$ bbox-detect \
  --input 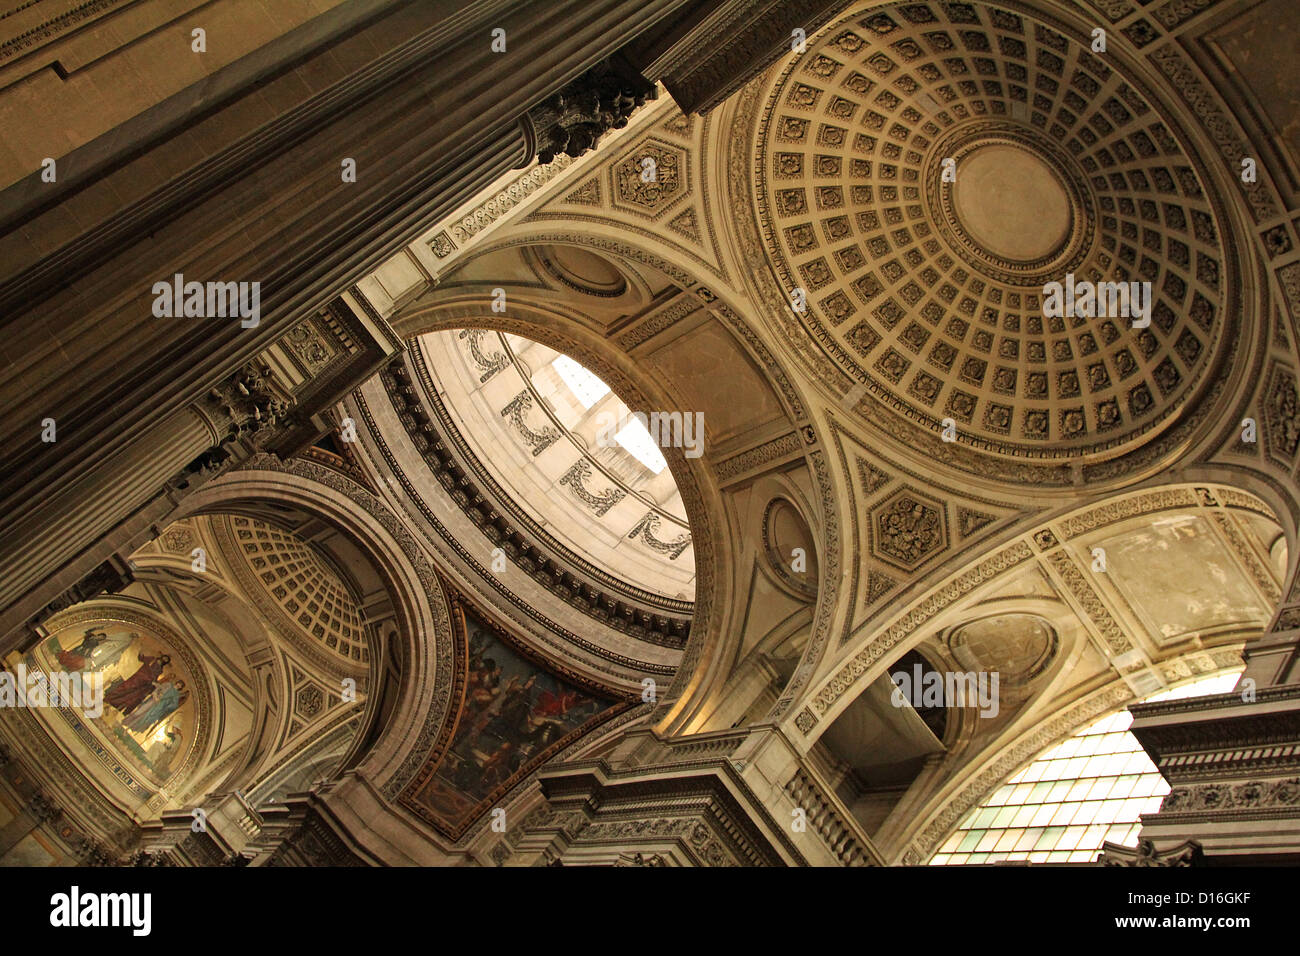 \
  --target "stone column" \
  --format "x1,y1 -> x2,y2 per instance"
0,0 -> 682,648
